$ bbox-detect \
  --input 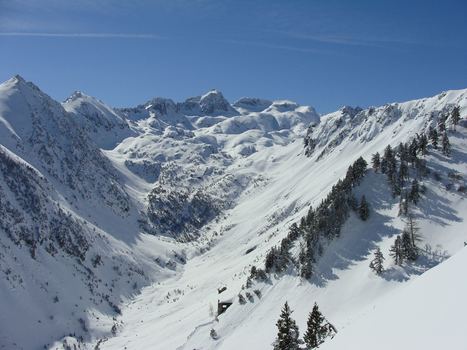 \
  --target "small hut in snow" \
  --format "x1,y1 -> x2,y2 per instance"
217,285 -> 233,315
